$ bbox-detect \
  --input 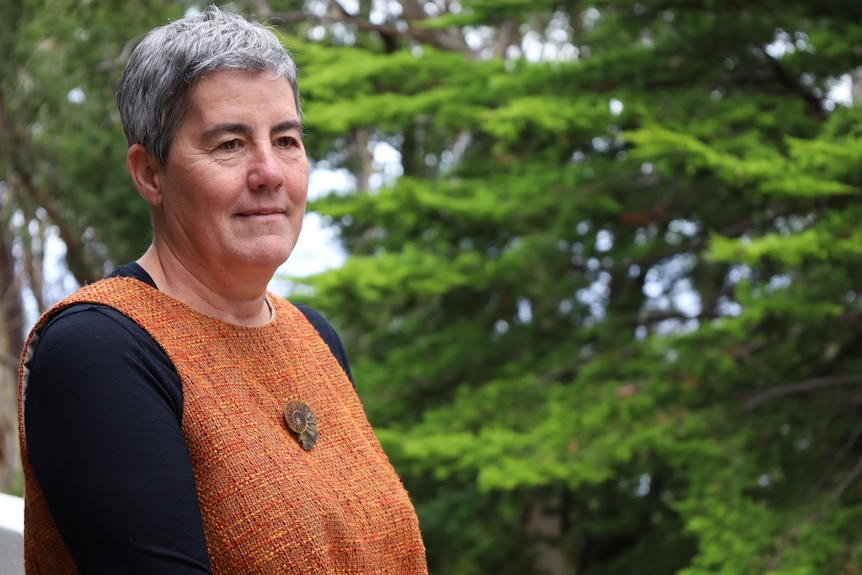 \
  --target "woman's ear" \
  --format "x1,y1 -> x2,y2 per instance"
127,144 -> 164,207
